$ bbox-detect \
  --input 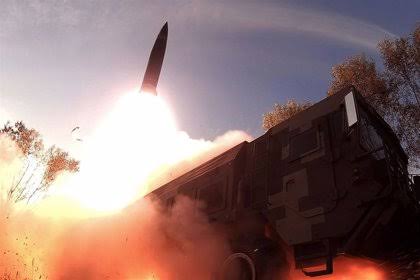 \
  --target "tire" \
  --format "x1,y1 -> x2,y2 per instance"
219,249 -> 288,280
220,252 -> 256,280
